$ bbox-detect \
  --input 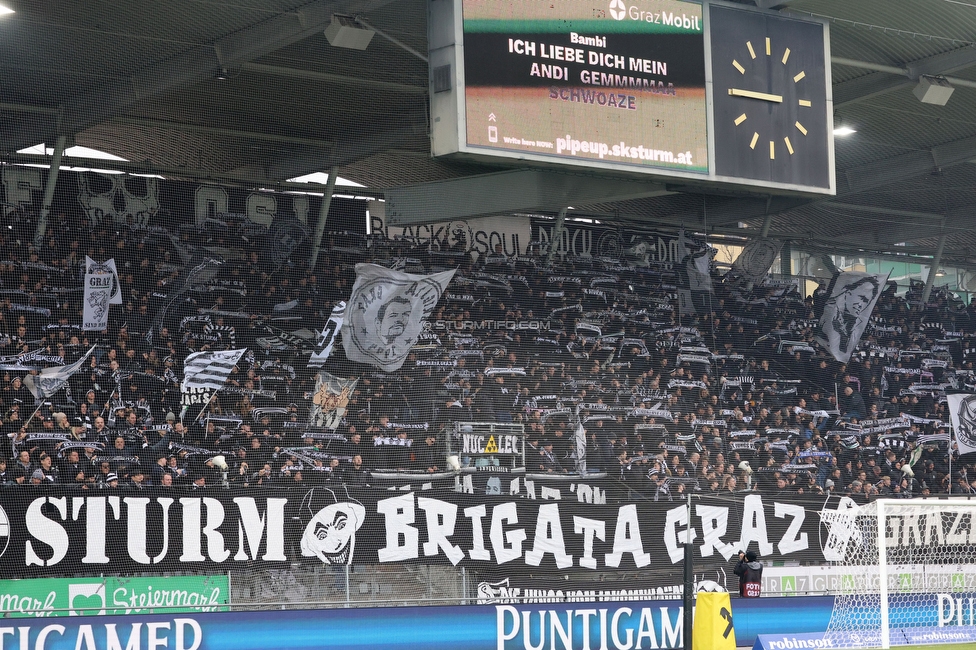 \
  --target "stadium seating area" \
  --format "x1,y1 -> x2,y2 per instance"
1,208 -> 974,502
